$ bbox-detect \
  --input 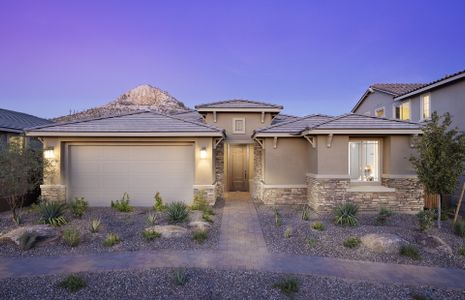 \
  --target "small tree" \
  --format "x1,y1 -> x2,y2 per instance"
0,142 -> 46,224
410,112 -> 465,228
